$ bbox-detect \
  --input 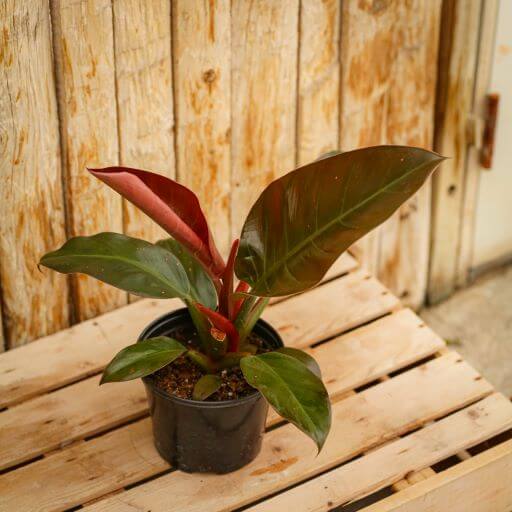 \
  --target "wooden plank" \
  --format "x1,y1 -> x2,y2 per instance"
0,0 -> 69,347
377,0 -> 442,309
0,298 -> 182,409
51,0 -> 126,321
0,374 -> 147,471
231,0 -> 299,236
0,269 -> 383,408
297,0 -> 340,165
457,0 -> 499,287
81,352 -> 491,512
263,269 -> 400,348
428,0 -> 482,303
363,439 -> 512,512
112,0 -> 175,241
246,394 -> 512,512
172,0 -> 231,254
0,309 -> 445,506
